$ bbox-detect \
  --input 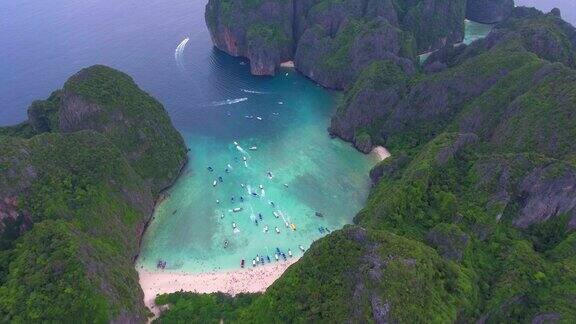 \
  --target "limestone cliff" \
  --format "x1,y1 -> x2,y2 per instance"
0,66 -> 187,322
206,0 -> 467,89
205,0 -> 294,75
